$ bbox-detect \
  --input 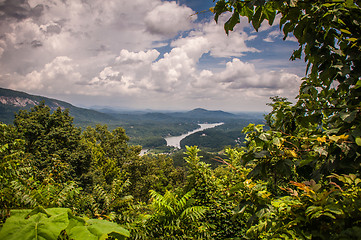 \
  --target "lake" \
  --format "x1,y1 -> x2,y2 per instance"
165,122 -> 224,148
